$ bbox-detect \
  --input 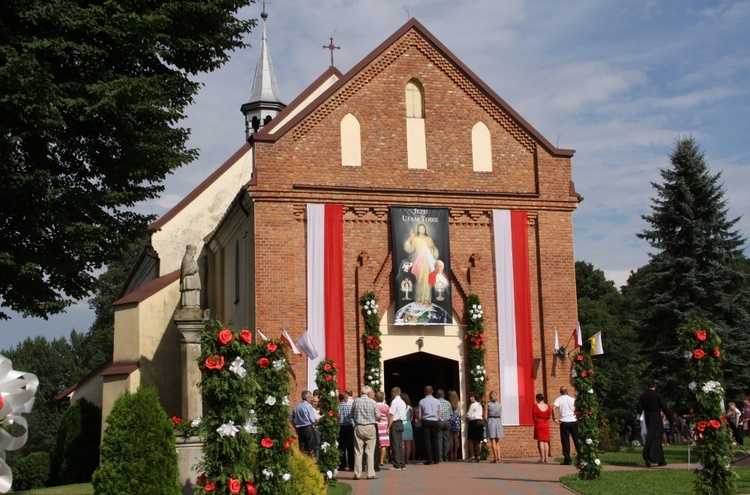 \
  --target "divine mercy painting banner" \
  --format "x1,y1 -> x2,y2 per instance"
391,207 -> 452,325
